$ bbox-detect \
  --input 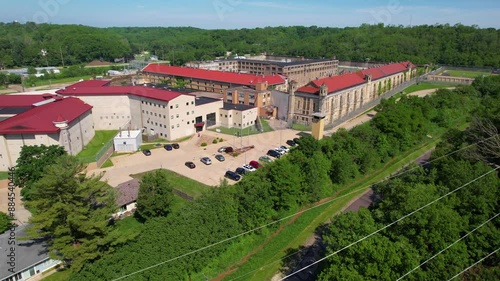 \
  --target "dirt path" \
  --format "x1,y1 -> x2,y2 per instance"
408,87 -> 456,97
0,179 -> 31,225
